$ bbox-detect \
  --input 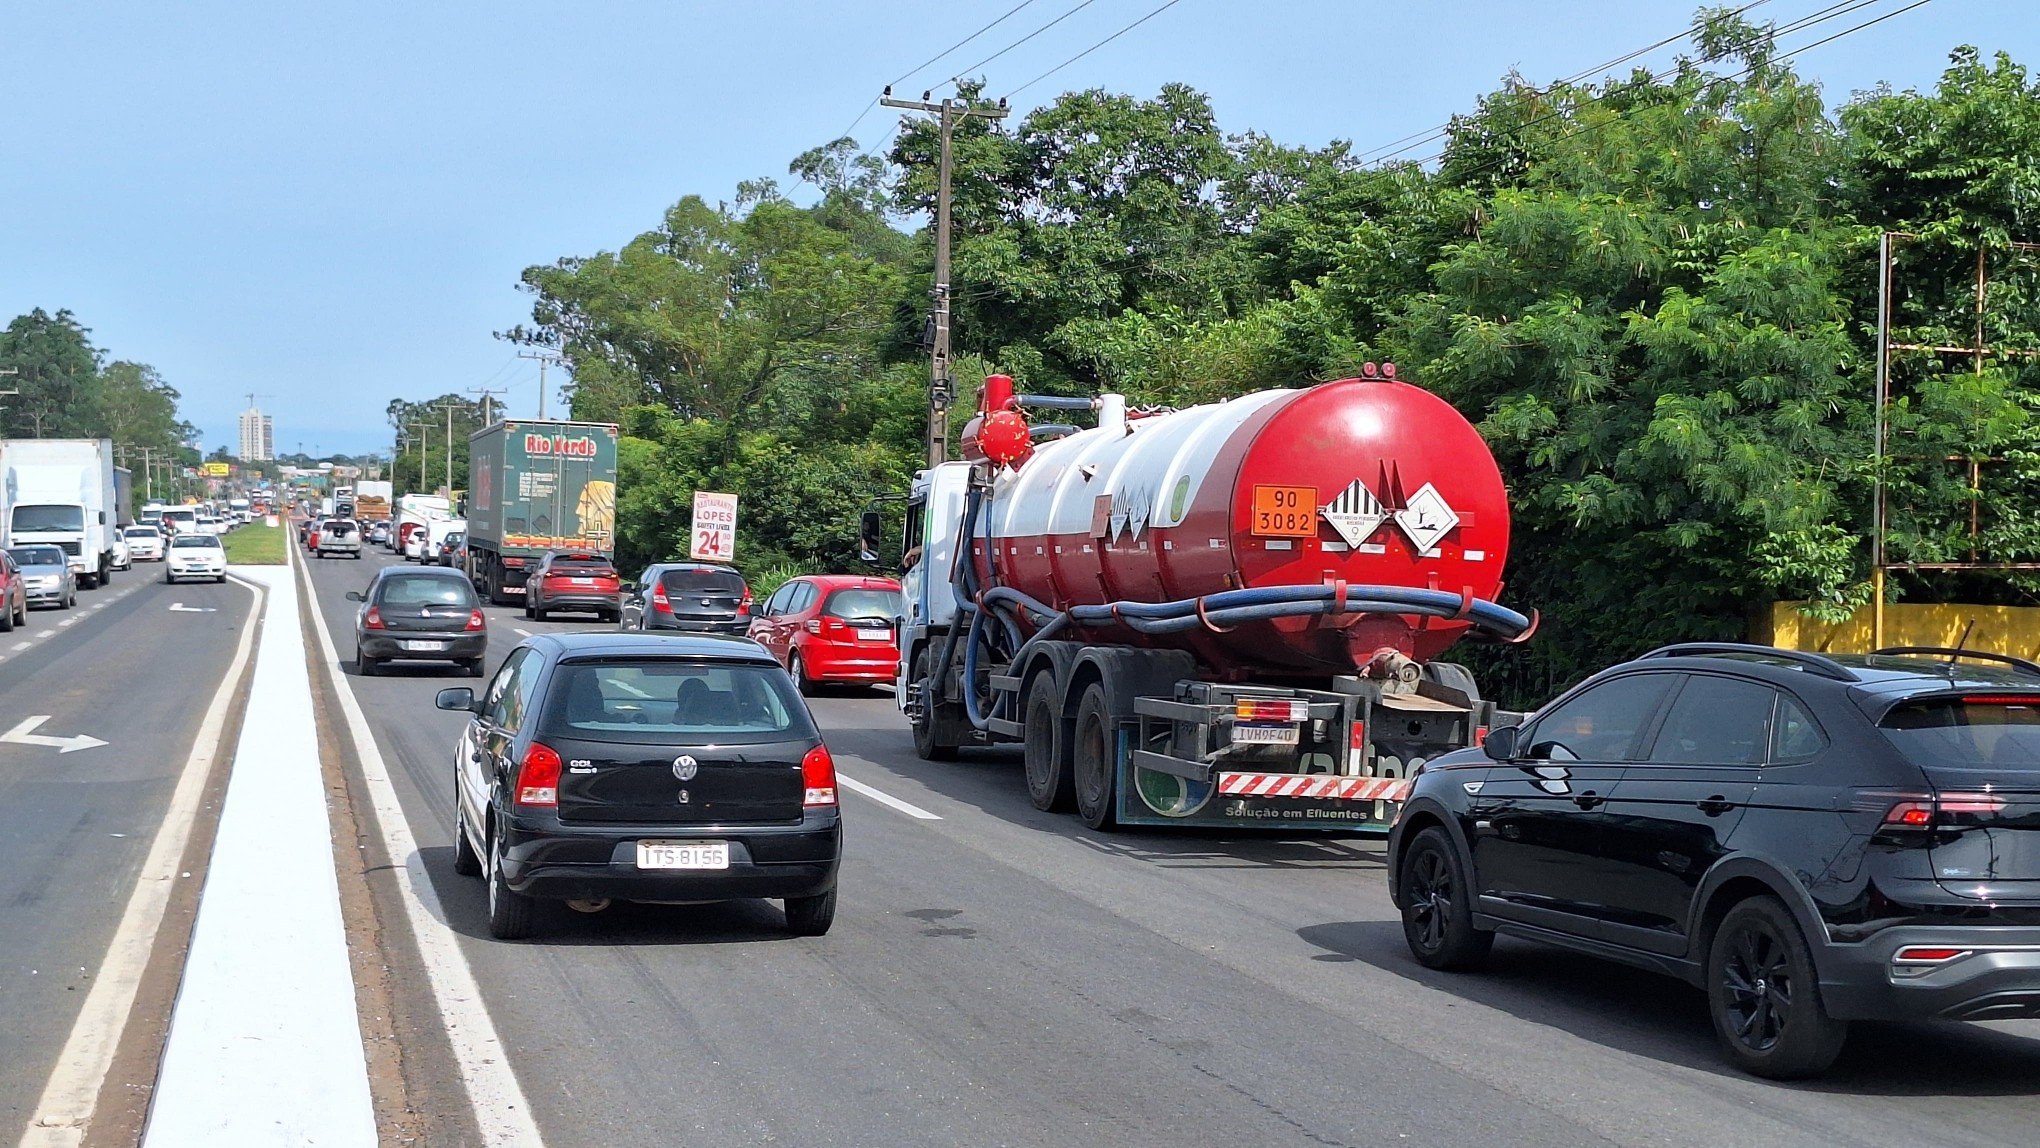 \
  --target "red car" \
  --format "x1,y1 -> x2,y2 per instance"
748,575 -> 903,693
526,550 -> 622,622
0,550 -> 26,633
